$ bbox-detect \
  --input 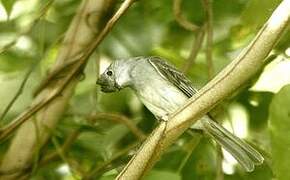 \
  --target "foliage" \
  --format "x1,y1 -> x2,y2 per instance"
270,85 -> 290,180
0,0 -> 289,179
